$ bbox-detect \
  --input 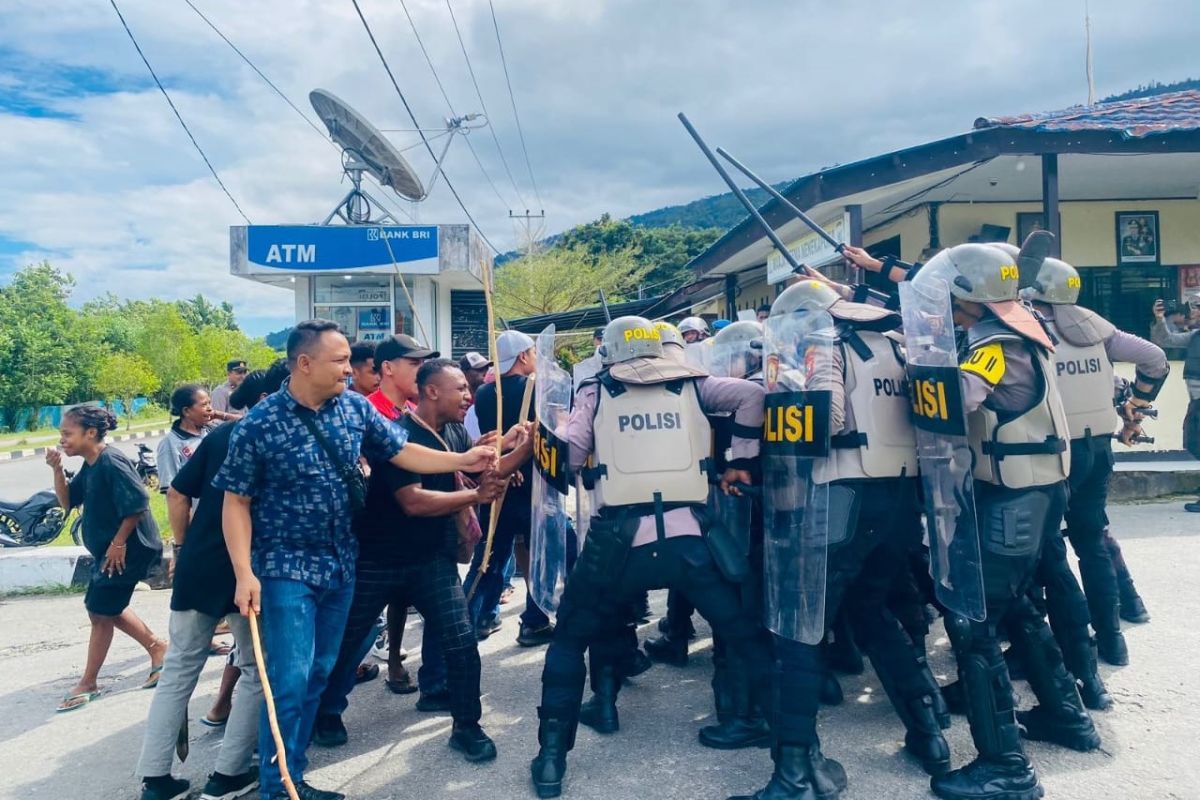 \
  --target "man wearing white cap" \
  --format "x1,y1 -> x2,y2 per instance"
464,331 -> 555,646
